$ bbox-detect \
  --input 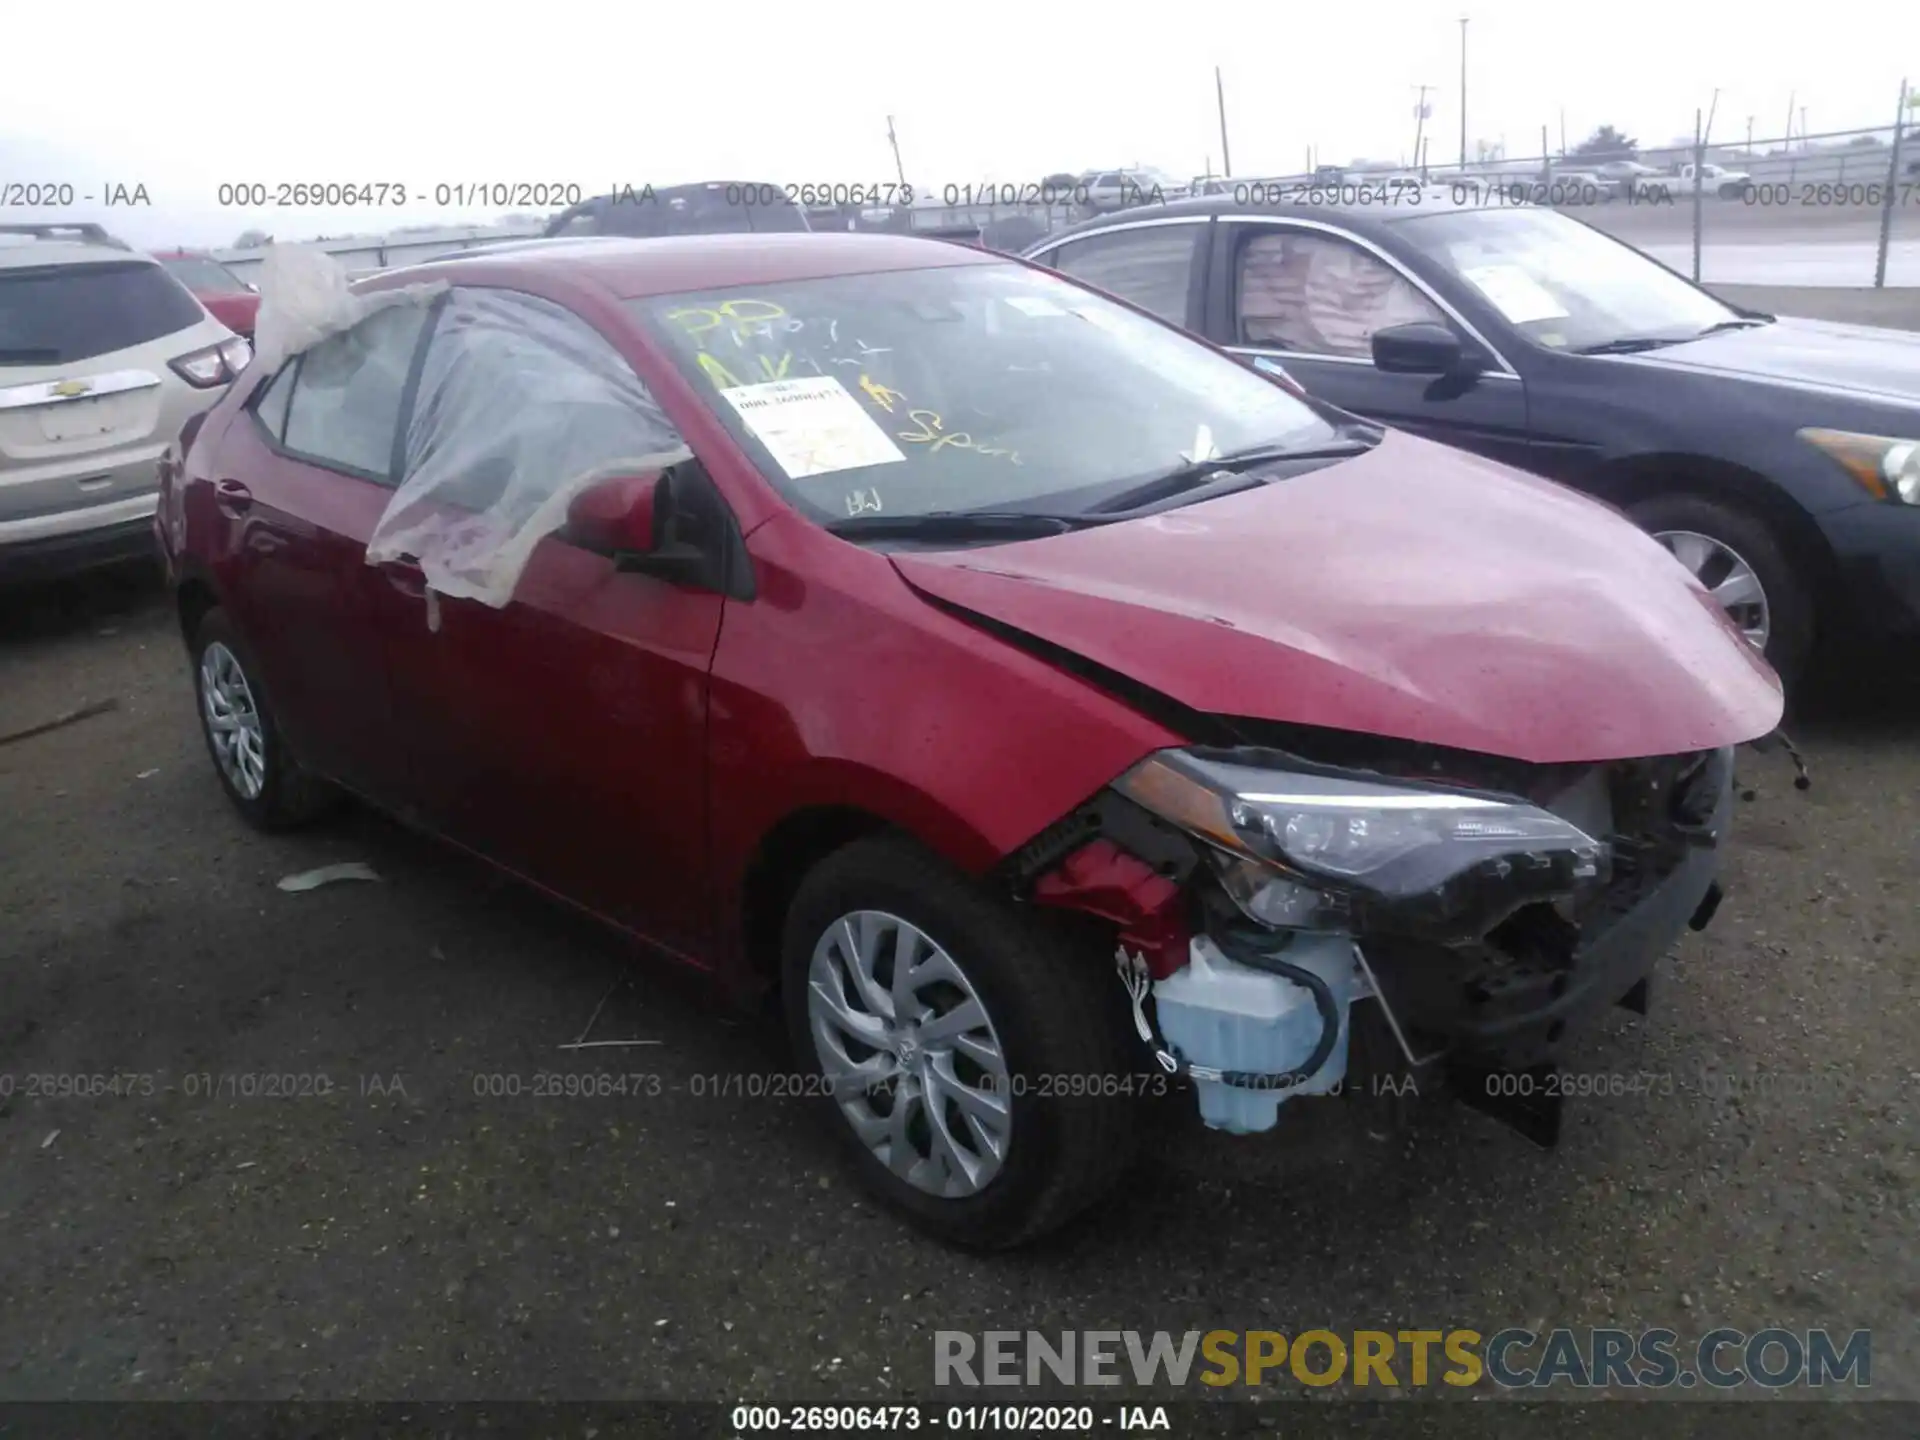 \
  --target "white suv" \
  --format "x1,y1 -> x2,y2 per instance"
0,224 -> 248,583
